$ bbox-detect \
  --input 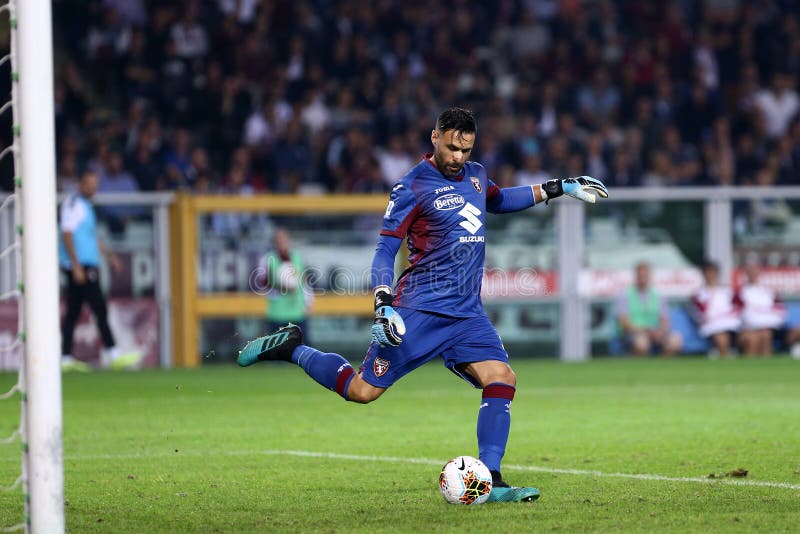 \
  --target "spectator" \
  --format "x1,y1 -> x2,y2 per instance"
577,66 -> 620,130
736,262 -> 786,357
754,71 -> 799,139
8,2 -> 796,193
690,260 -> 741,359
378,133 -> 414,189
616,261 -> 683,357
97,151 -> 144,233
170,1 -> 208,60
255,228 -> 313,339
